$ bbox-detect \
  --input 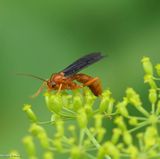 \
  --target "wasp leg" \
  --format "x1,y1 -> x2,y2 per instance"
56,83 -> 62,94
83,77 -> 99,86
30,82 -> 47,98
